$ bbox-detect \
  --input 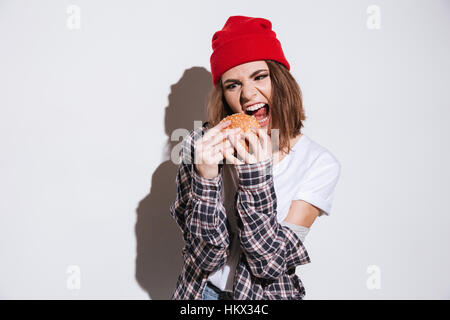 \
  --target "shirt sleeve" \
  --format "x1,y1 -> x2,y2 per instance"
295,151 -> 341,216
169,127 -> 230,272
279,221 -> 310,243
234,157 -> 311,280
